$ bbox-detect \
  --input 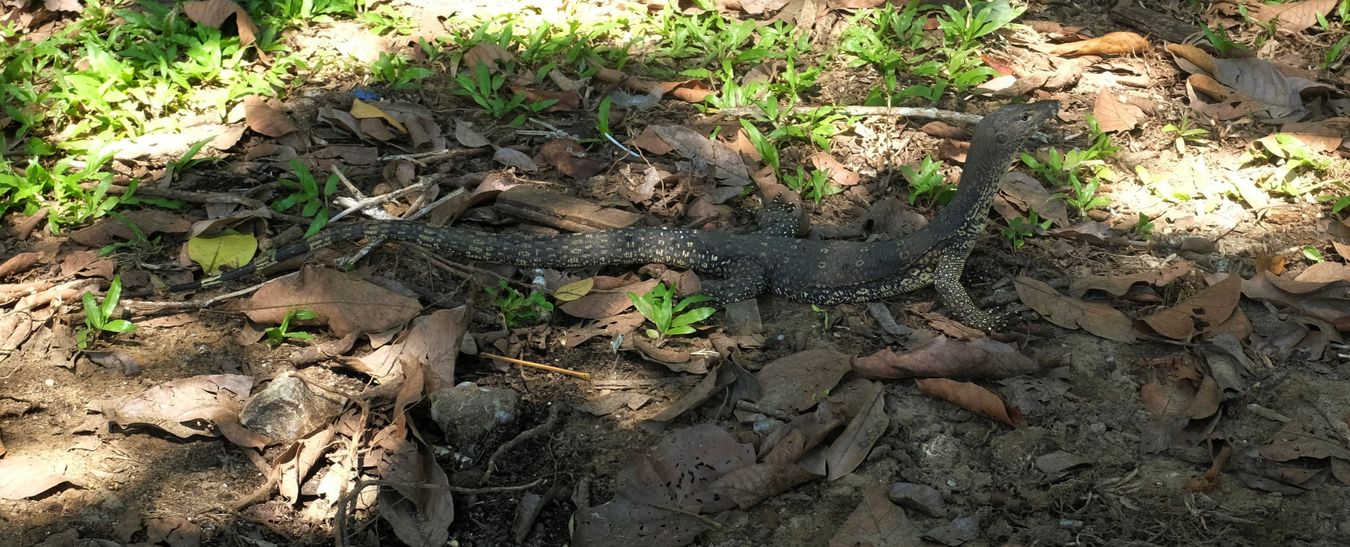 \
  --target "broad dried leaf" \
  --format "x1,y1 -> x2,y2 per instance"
618,424 -> 754,512
572,498 -> 708,547
183,0 -> 258,45
1070,260 -> 1193,297
559,279 -> 656,319
539,139 -> 609,179
808,152 -> 860,186
706,463 -> 818,510
1275,119 -> 1348,153
1139,356 -> 1220,419
350,99 -> 407,133
1093,90 -> 1145,133
378,440 -> 453,547
820,379 -> 889,480
644,363 -> 738,424
916,378 -> 1026,428
355,307 -> 465,389
462,42 -> 514,72
493,147 -> 538,172
1169,44 -> 1317,122
1295,262 -> 1350,283
760,401 -> 848,464
1250,0 -> 1337,33
1242,271 -> 1350,331
1142,274 -> 1241,340
240,266 -> 421,338
242,96 -> 297,137
0,456 -> 73,500
643,125 -> 752,204
828,485 -> 921,547
92,374 -> 256,440
755,349 -> 852,412
853,335 -> 1042,379
1016,276 -> 1138,342
277,428 -> 335,504
1049,31 -> 1149,56
1260,419 -> 1350,462
997,171 -> 1068,226
69,210 -> 191,248
453,120 -> 491,148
